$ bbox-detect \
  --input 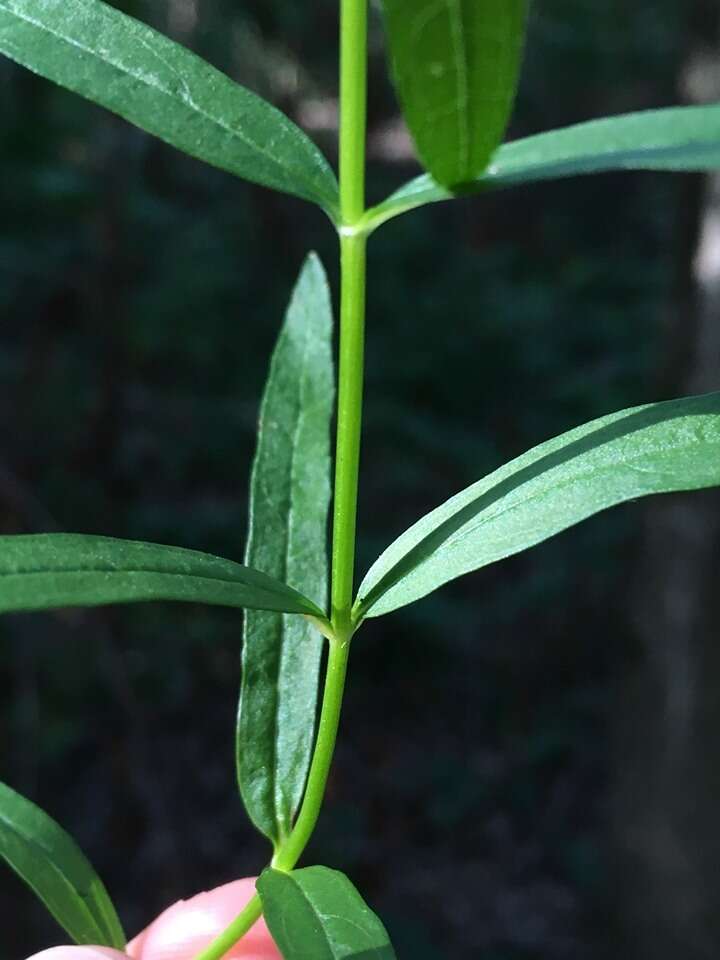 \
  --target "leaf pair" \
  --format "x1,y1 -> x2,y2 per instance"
3,0 -> 719,235
233,255 -> 720,887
